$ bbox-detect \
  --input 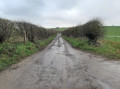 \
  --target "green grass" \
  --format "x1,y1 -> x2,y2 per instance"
56,27 -> 68,31
56,26 -> 120,42
63,36 -> 120,59
103,37 -> 120,42
54,26 -> 120,34
103,26 -> 120,42
0,35 -> 56,71
58,26 -> 120,42
104,26 -> 120,36
46,27 -> 68,31
0,42 -> 38,71
35,35 -> 56,50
